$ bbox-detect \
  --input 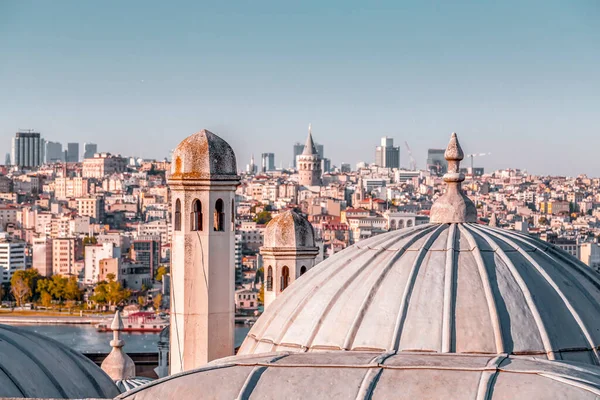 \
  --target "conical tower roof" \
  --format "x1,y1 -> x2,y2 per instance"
302,123 -> 318,156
